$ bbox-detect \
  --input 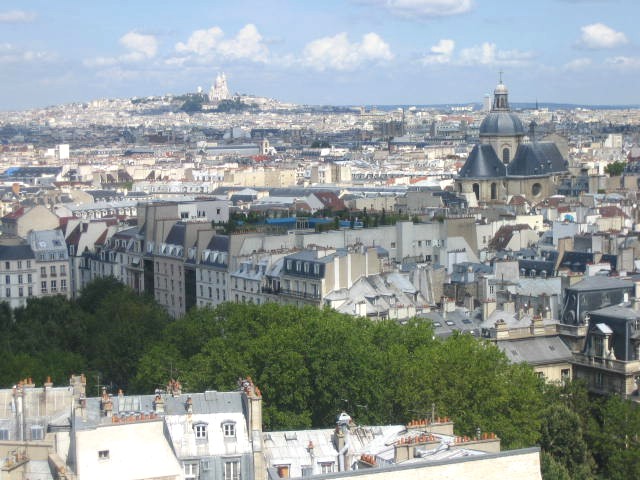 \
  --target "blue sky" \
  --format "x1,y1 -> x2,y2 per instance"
1,0 -> 639,109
